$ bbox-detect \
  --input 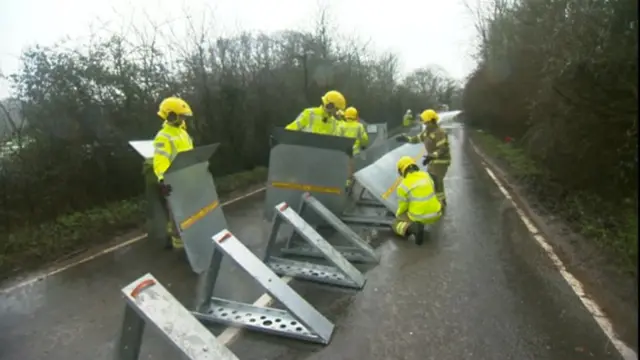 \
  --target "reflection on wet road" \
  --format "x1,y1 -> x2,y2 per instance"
0,124 -> 630,360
